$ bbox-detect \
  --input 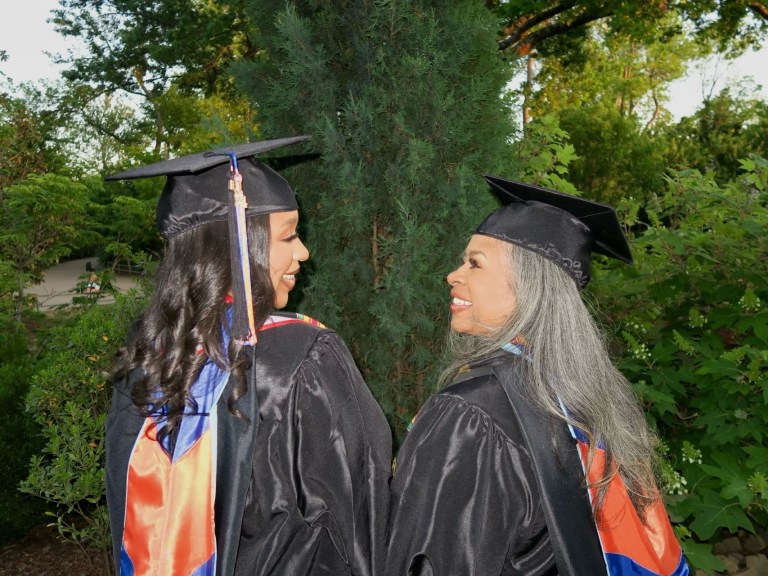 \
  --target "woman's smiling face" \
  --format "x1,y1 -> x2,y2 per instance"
446,234 -> 516,336
268,210 -> 309,309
